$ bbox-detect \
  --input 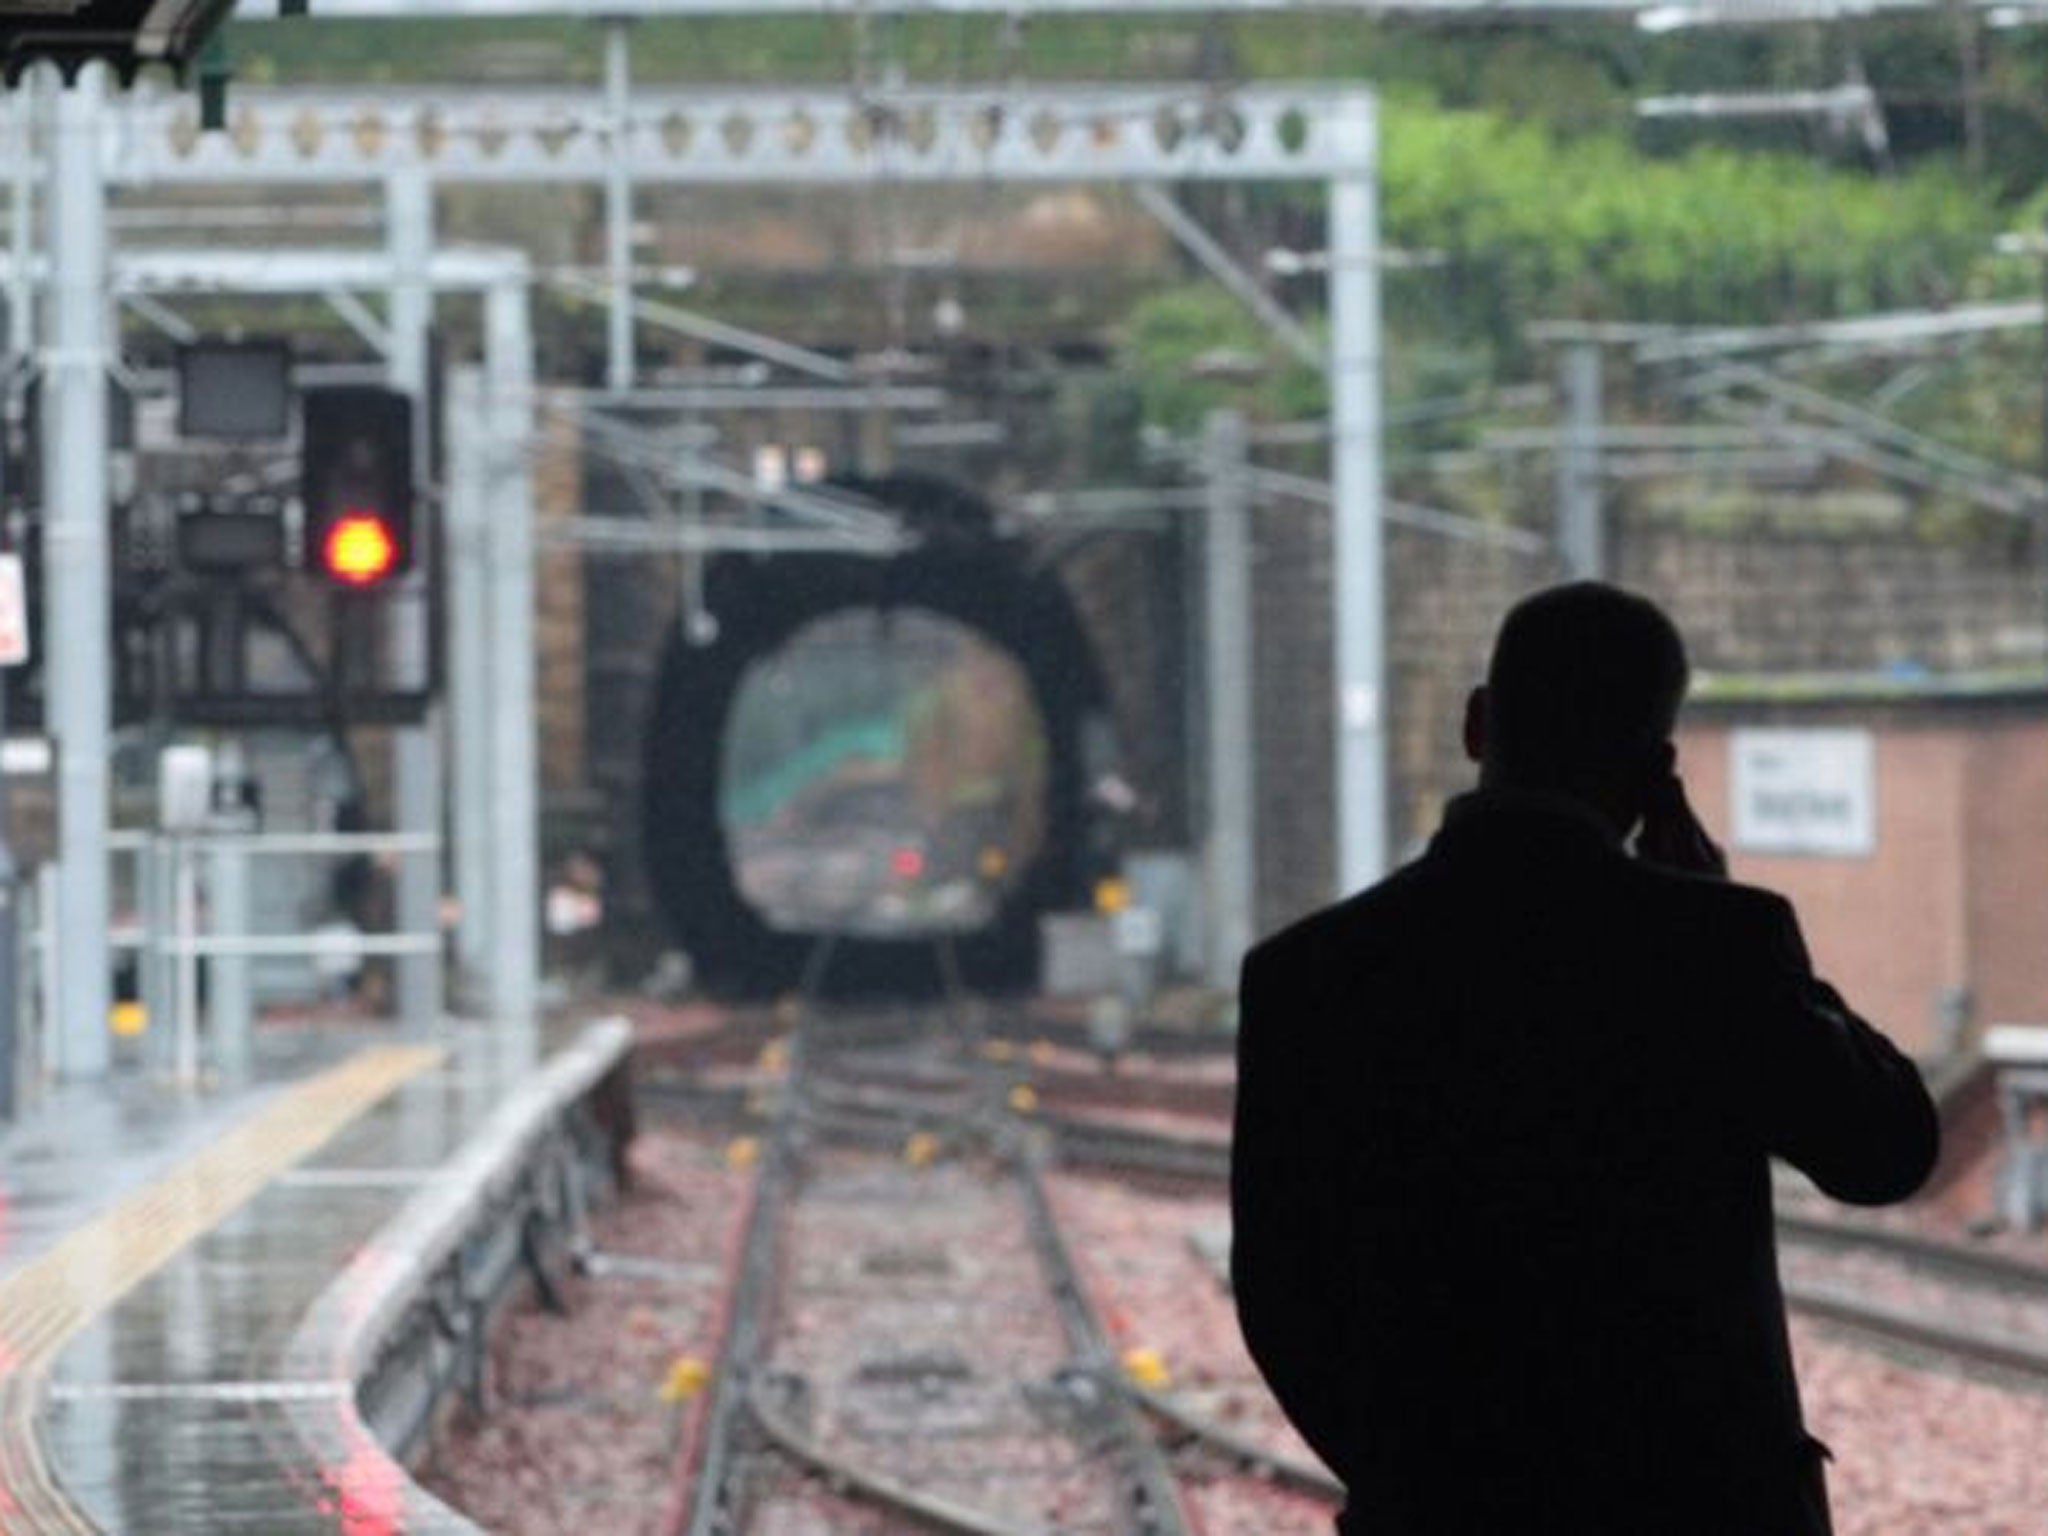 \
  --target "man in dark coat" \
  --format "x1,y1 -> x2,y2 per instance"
1231,582 -> 1938,1536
